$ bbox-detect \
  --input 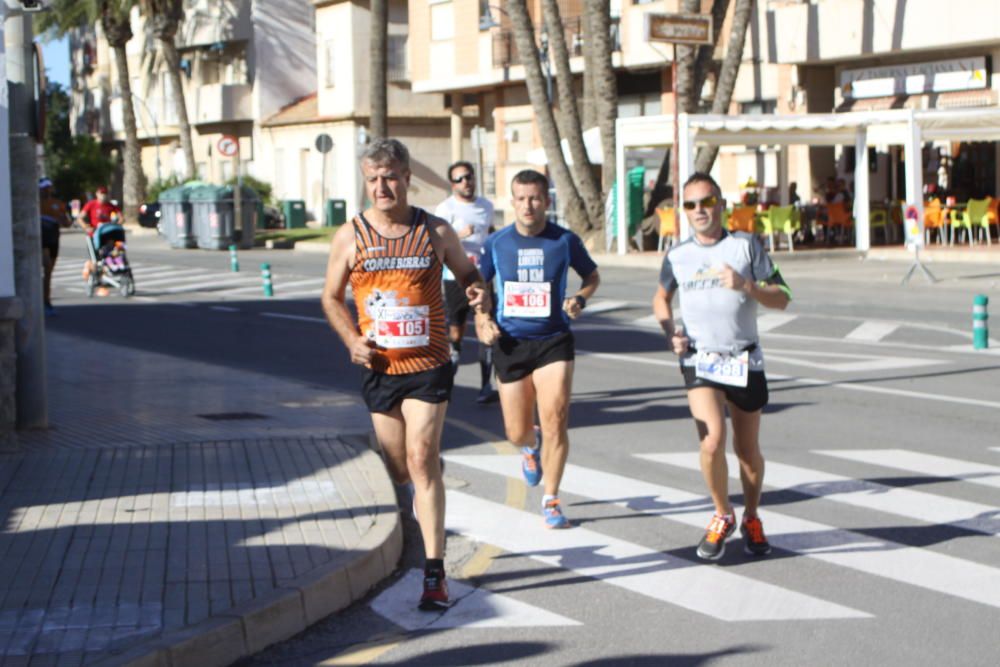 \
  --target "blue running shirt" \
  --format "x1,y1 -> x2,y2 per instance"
480,222 -> 598,340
